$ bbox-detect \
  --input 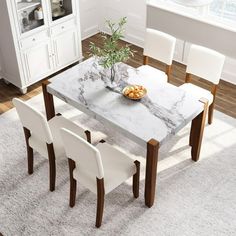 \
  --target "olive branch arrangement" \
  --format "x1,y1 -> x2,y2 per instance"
89,17 -> 135,82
